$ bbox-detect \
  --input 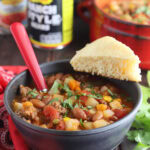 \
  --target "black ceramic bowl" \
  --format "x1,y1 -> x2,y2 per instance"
4,60 -> 142,150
